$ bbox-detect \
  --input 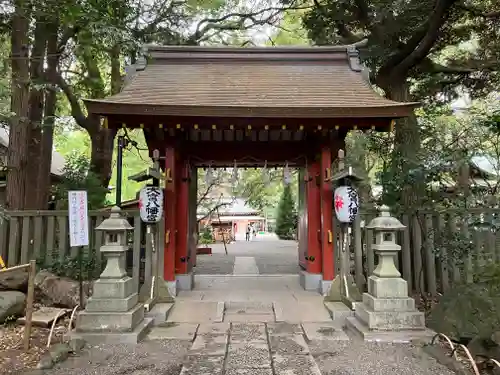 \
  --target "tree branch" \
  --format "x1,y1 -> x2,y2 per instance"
391,0 -> 459,77
51,70 -> 89,130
